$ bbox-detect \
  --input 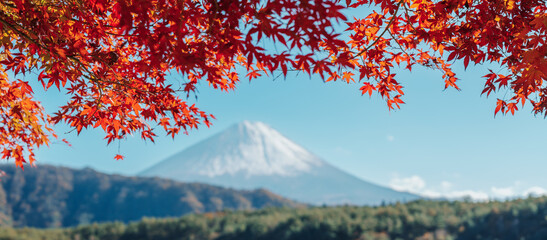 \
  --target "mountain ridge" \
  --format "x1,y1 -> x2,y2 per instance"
0,164 -> 303,228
